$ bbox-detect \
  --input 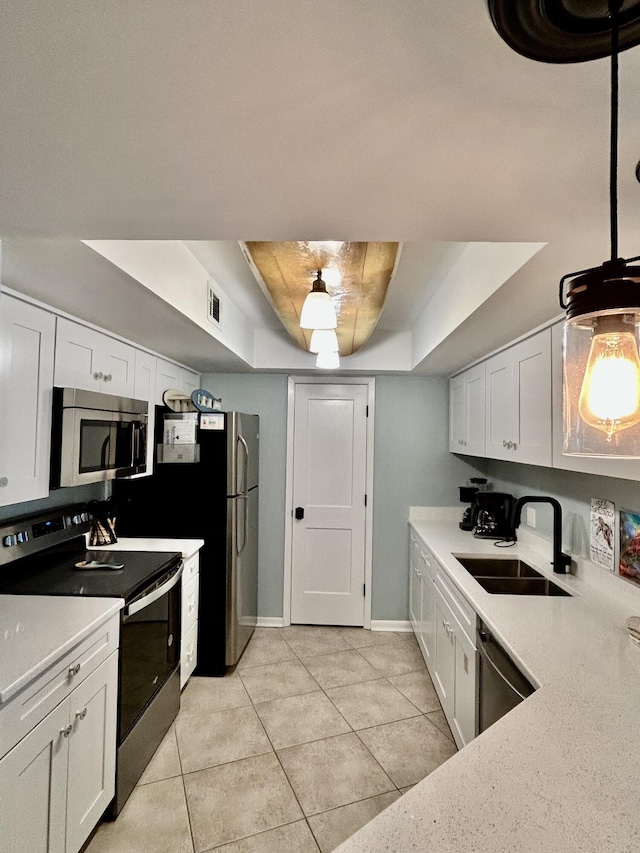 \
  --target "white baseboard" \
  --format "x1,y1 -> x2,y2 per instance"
255,617 -> 285,628
370,620 -> 413,632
